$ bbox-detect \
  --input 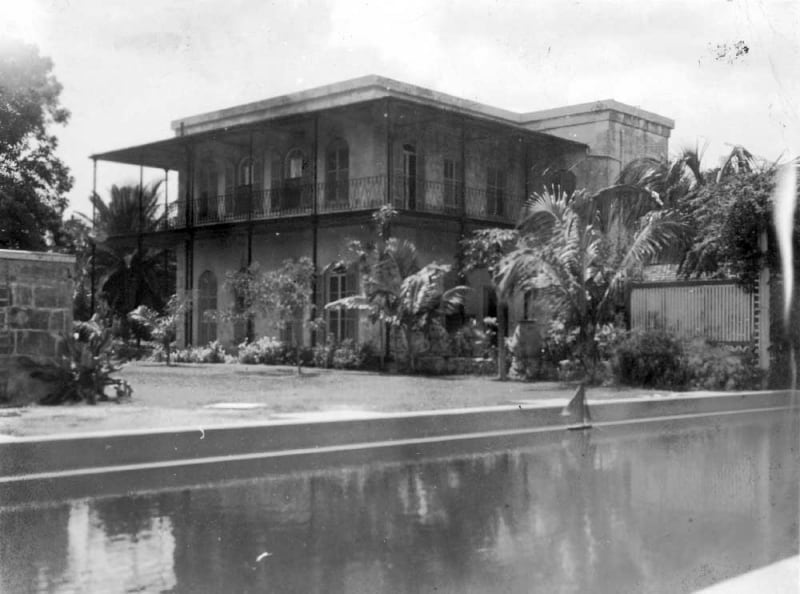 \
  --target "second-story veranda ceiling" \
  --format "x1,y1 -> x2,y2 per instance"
90,75 -> 588,169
